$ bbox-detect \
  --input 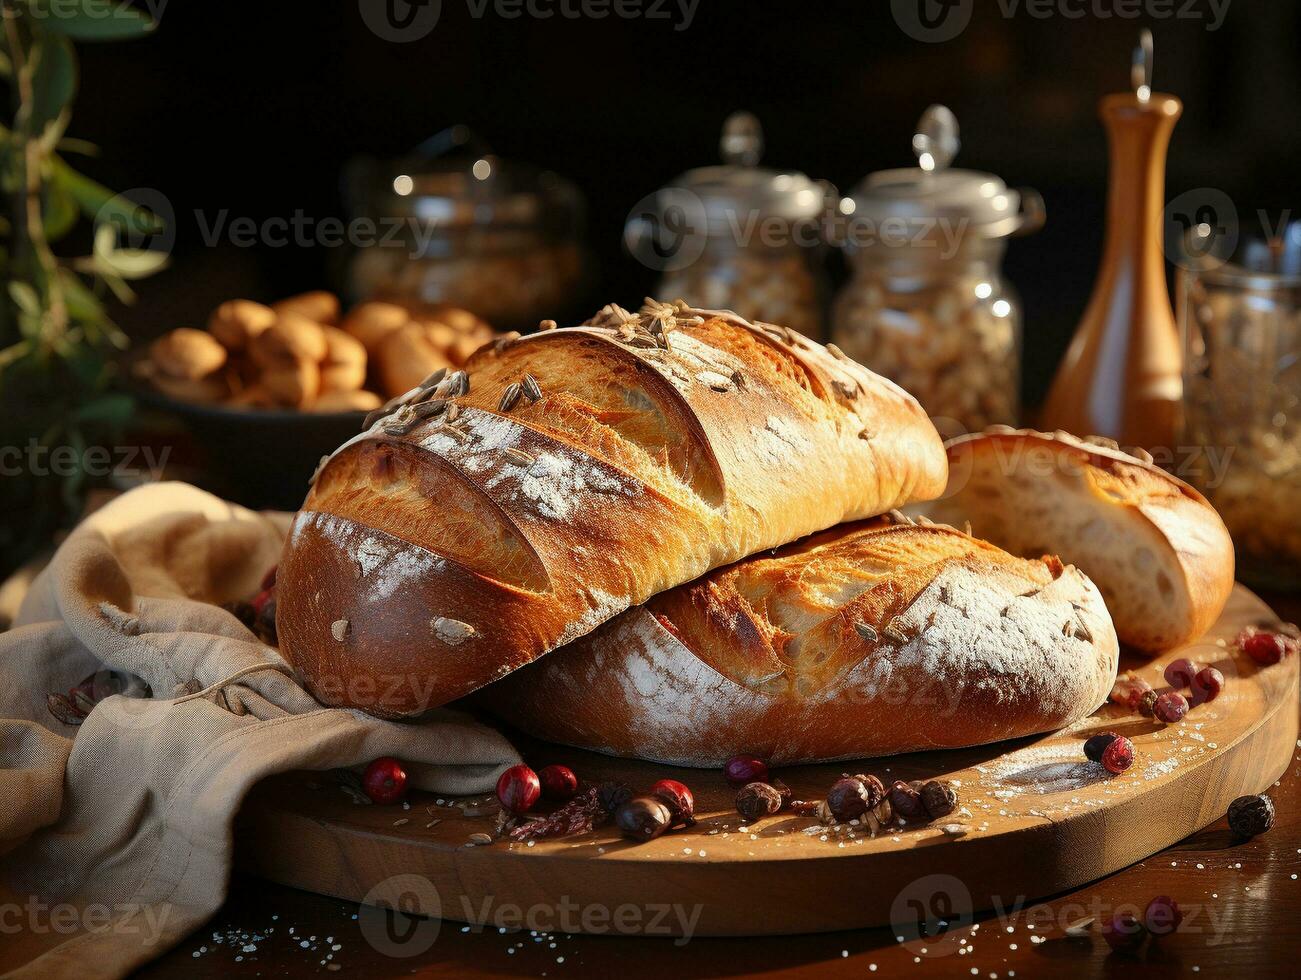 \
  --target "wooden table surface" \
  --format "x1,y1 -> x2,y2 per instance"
137,596 -> 1301,979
